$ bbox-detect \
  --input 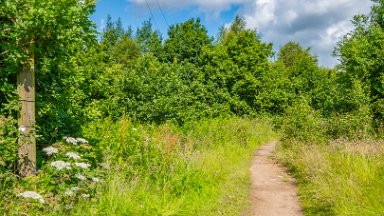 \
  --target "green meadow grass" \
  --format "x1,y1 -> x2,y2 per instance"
68,117 -> 276,215
276,139 -> 384,216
